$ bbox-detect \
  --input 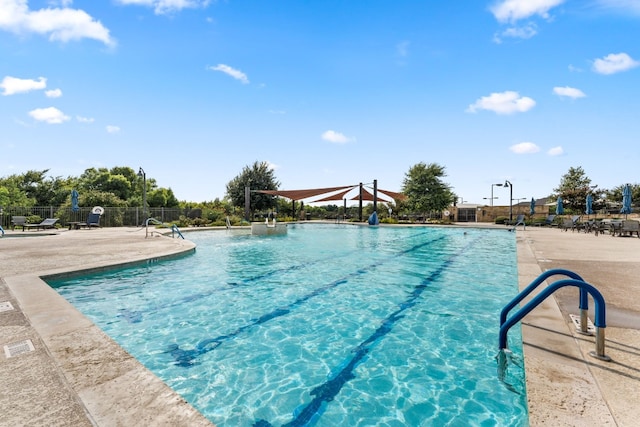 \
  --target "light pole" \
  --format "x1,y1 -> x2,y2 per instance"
483,197 -> 498,204
138,167 -> 147,223
512,197 -> 526,213
491,183 -> 503,207
504,180 -> 513,222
